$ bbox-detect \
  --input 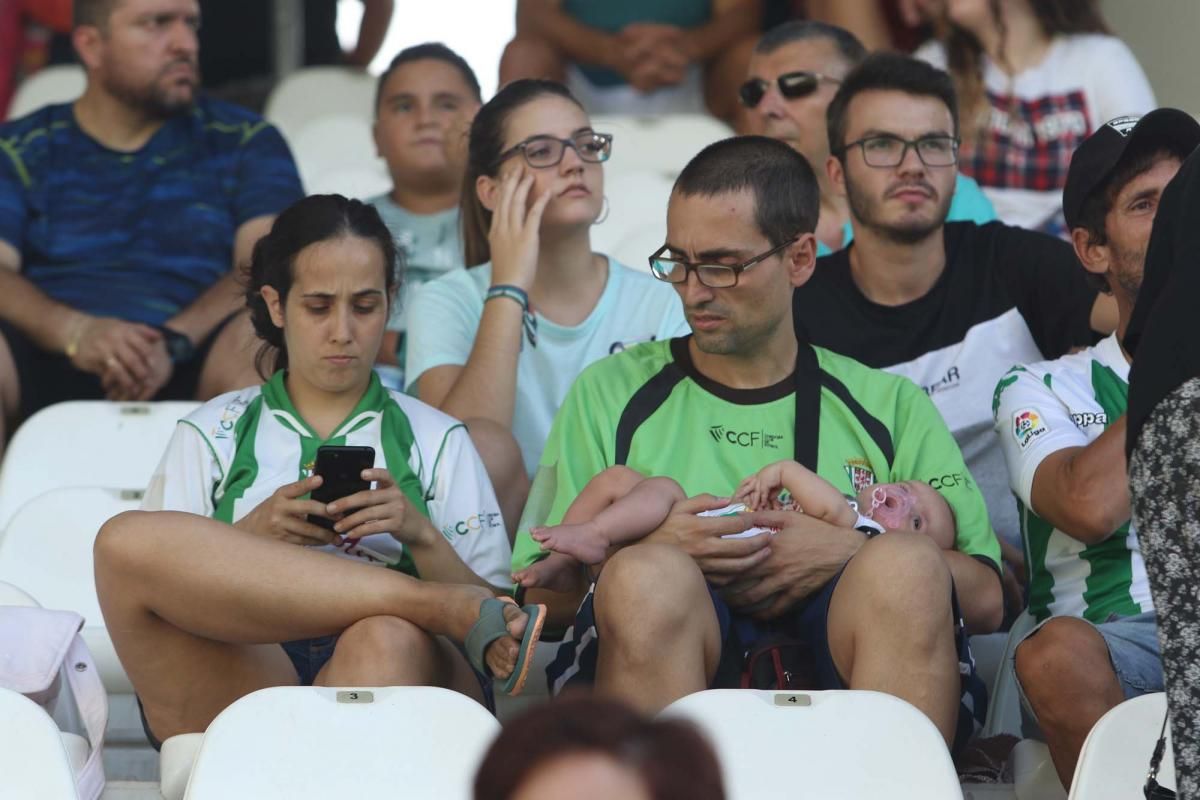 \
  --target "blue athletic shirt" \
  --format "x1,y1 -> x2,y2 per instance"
0,97 -> 304,325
